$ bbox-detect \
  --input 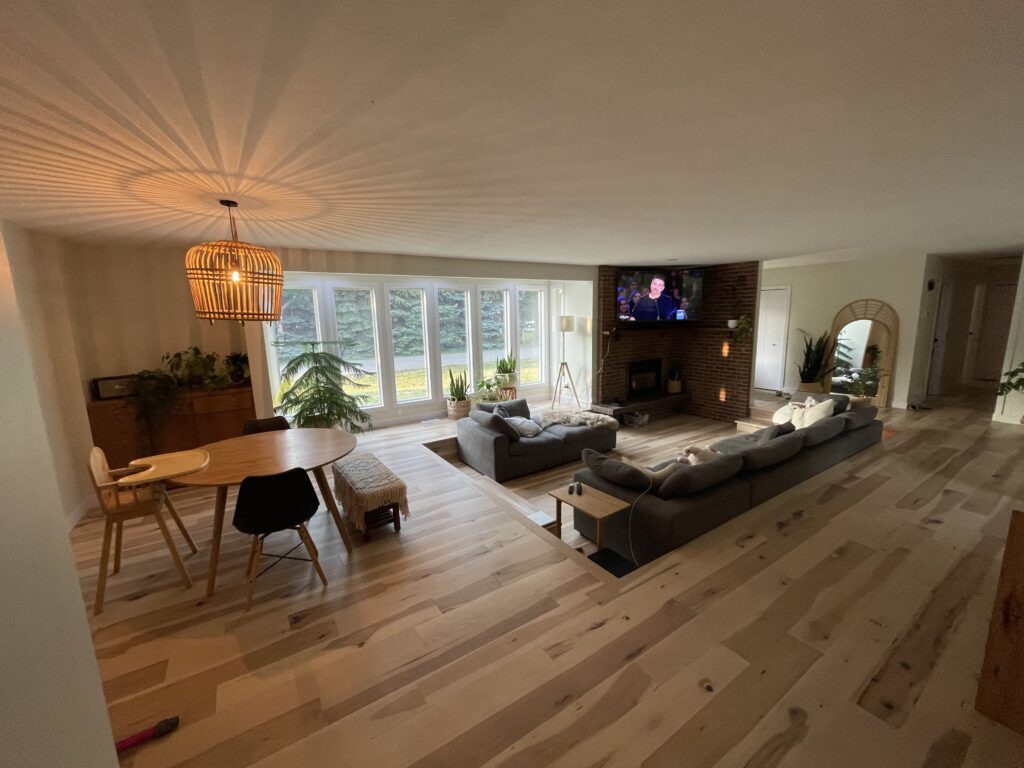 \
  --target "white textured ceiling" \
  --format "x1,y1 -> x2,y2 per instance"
1,0 -> 1022,265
